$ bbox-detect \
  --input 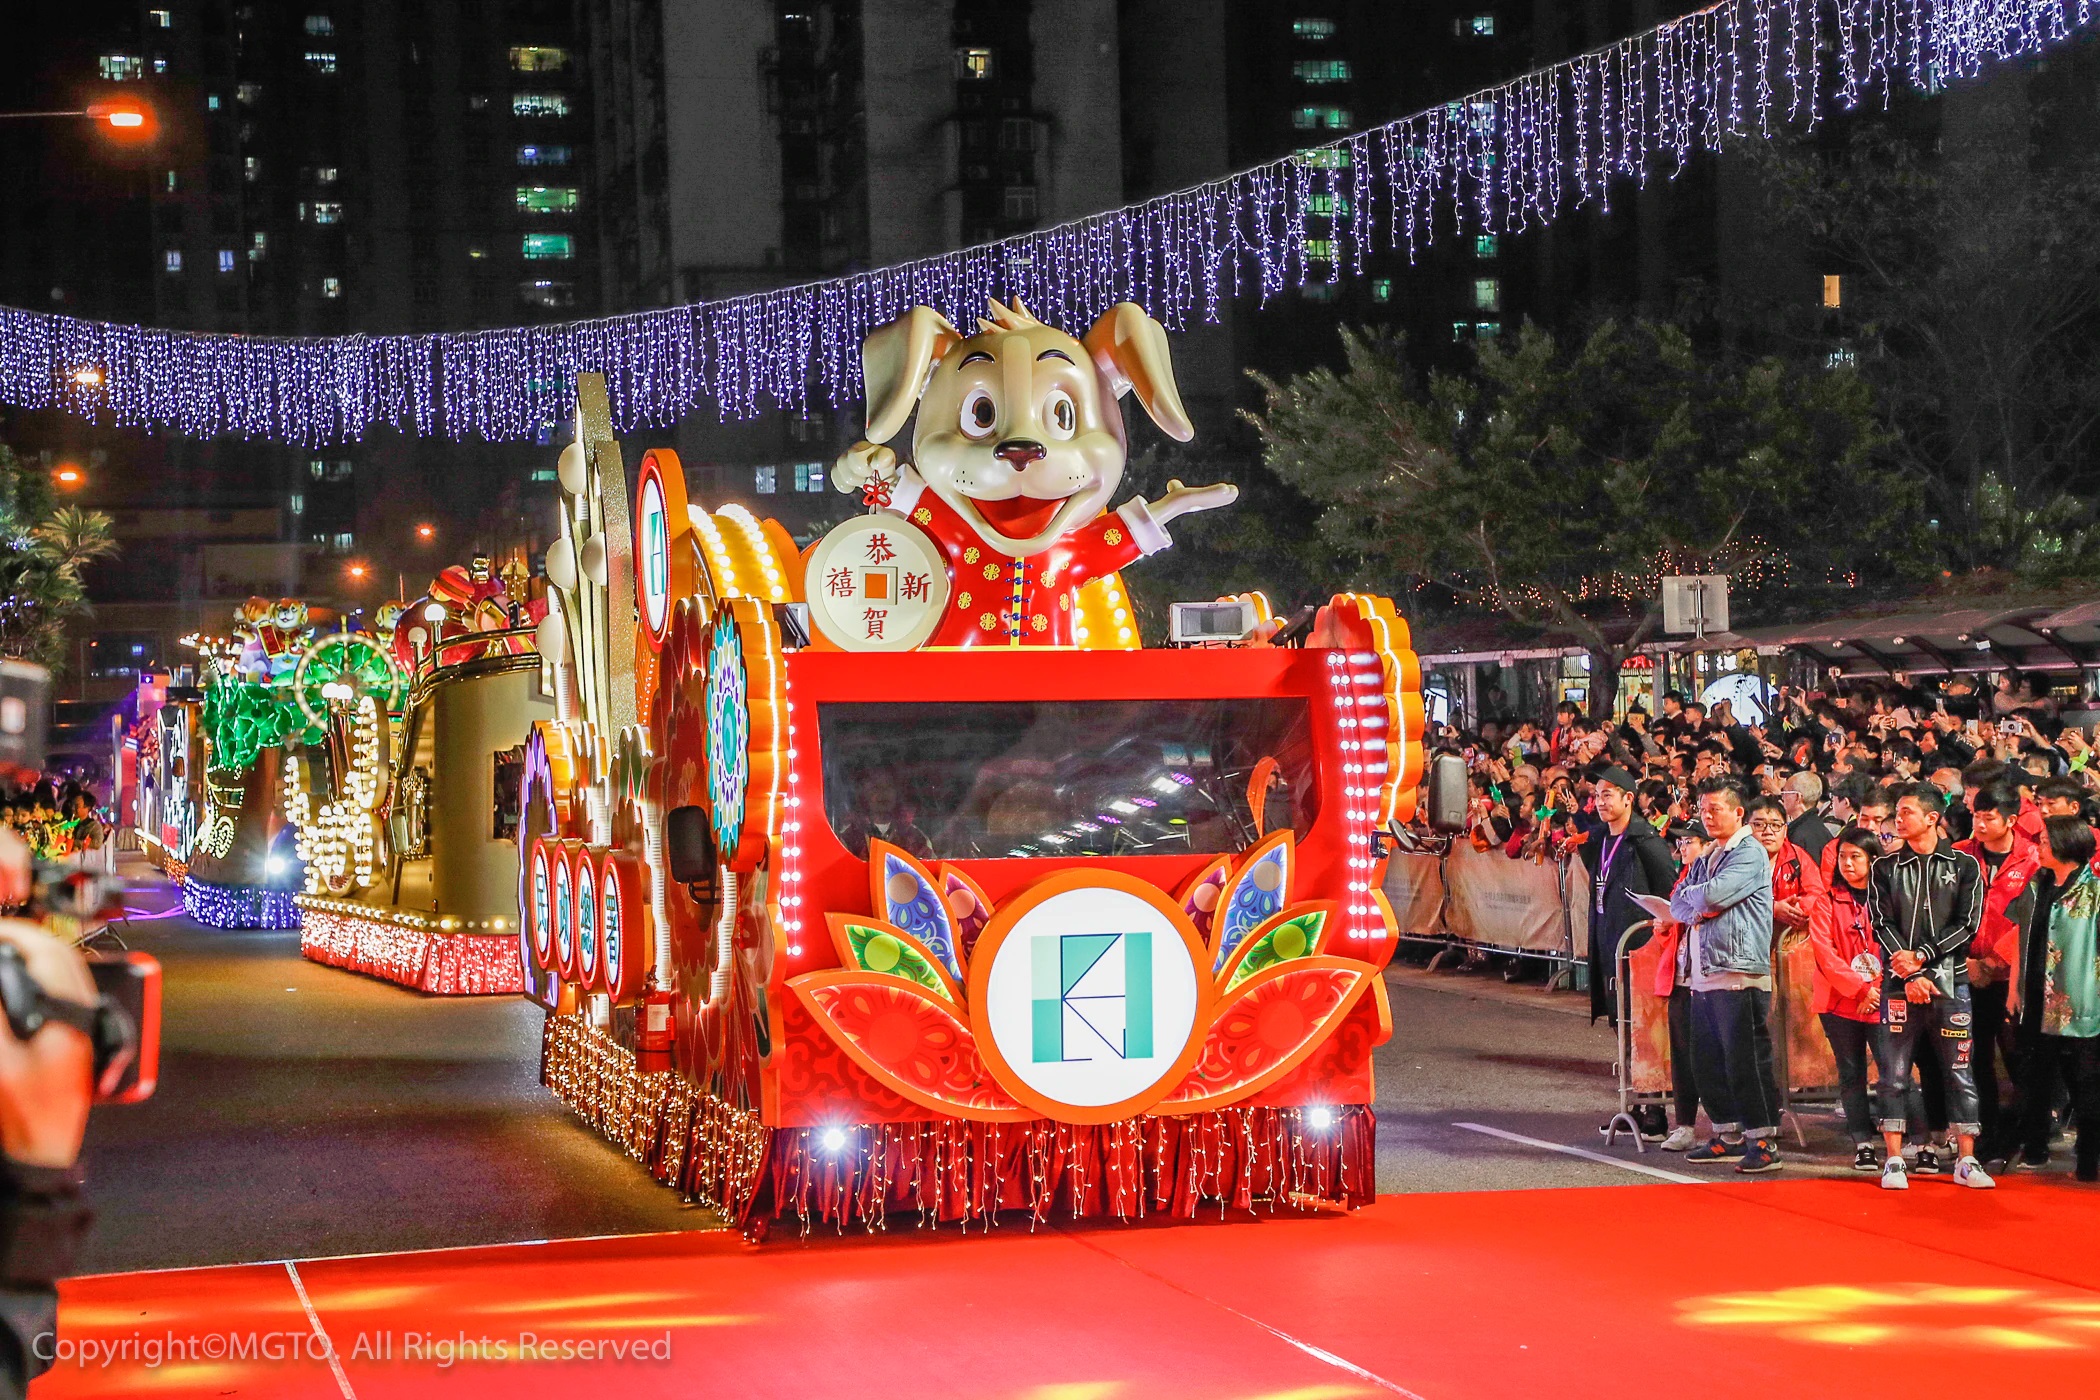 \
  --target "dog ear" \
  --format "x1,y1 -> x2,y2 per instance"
862,306 -> 962,445
1083,302 -> 1194,443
